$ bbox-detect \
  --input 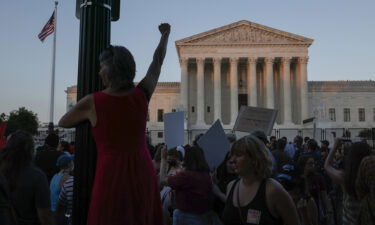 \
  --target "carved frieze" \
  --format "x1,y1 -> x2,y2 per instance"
185,25 -> 303,45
